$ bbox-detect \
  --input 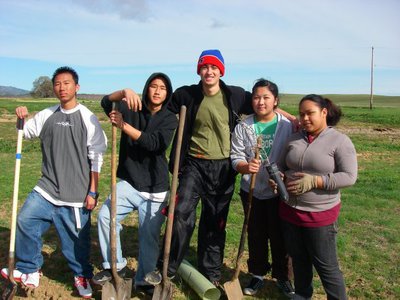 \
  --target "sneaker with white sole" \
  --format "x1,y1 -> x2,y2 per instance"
74,276 -> 92,299
243,276 -> 265,296
144,270 -> 162,285
1,268 -> 23,282
1,268 -> 41,288
92,267 -> 127,285
21,271 -> 41,288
